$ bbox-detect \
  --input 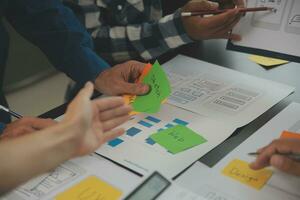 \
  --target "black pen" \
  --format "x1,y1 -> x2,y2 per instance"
0,105 -> 23,119
249,152 -> 300,161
